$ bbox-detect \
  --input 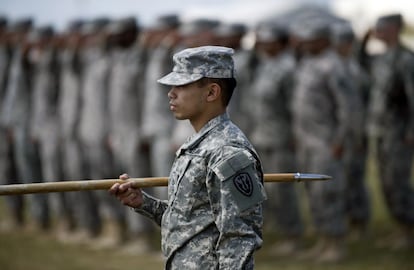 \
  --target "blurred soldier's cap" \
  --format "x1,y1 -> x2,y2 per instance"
8,17 -> 33,32
152,14 -> 180,30
157,45 -> 234,86
255,22 -> 287,42
214,22 -> 247,37
27,25 -> 54,43
0,16 -> 7,28
66,19 -> 85,33
179,18 -> 220,37
81,17 -> 111,35
289,16 -> 330,41
376,13 -> 403,29
107,16 -> 138,35
330,21 -> 355,44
